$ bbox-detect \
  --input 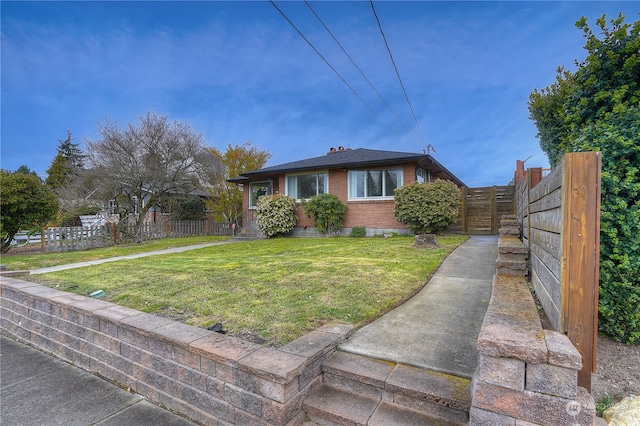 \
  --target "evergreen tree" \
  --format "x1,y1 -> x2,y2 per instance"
45,131 -> 84,189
